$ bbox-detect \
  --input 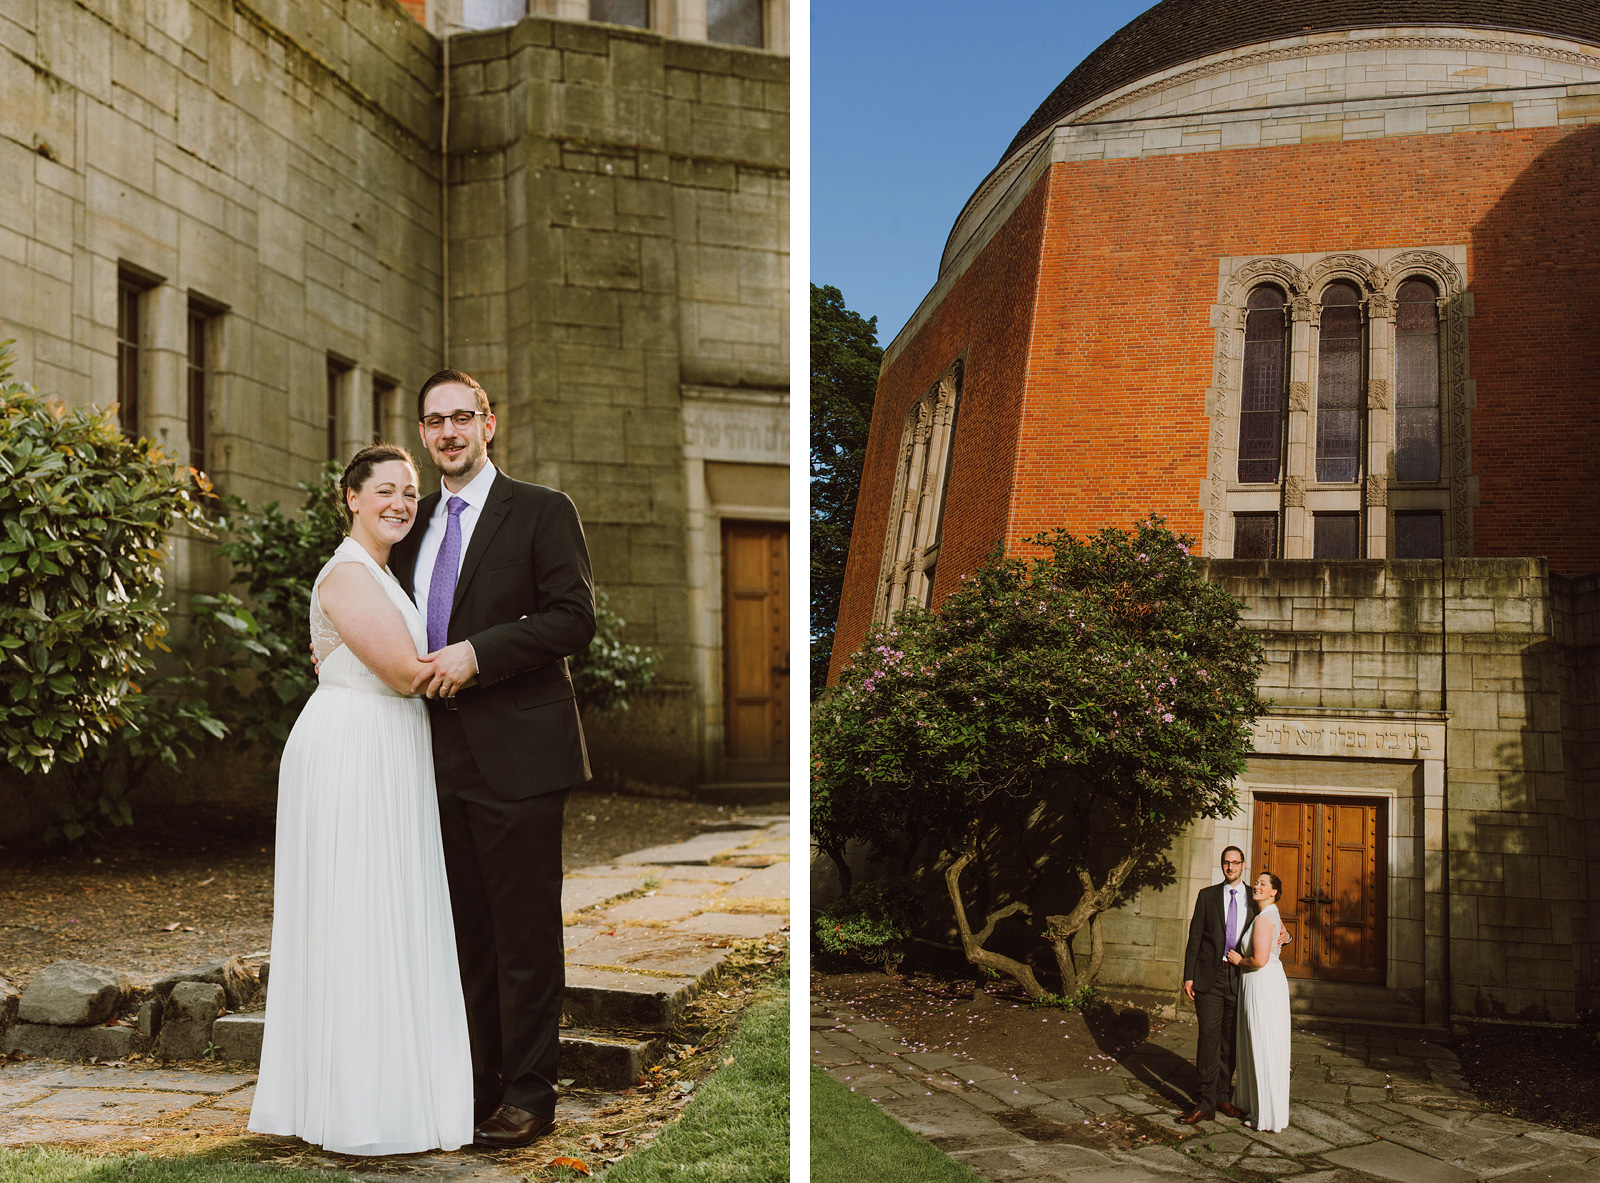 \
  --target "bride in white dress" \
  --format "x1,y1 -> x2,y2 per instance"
1226,872 -> 1291,1132
248,444 -> 473,1155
